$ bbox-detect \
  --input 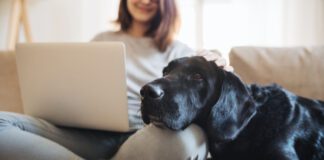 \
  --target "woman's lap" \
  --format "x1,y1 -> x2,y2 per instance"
0,111 -> 208,160
113,124 -> 208,160
0,111 -> 132,159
